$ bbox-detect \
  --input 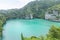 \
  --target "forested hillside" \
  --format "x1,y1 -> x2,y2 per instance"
0,0 -> 60,19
